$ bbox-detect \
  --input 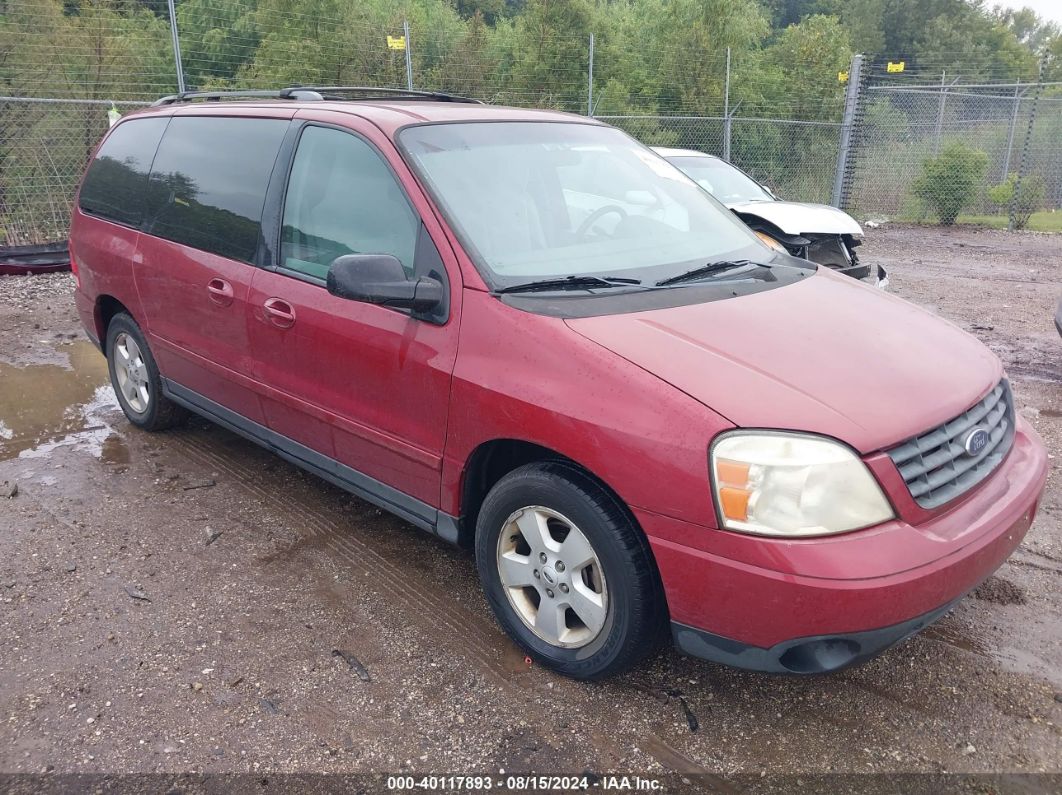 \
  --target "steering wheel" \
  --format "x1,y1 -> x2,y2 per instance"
575,205 -> 628,240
